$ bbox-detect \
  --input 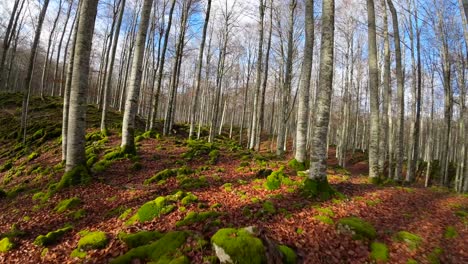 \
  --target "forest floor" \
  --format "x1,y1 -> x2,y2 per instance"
0,96 -> 467,264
